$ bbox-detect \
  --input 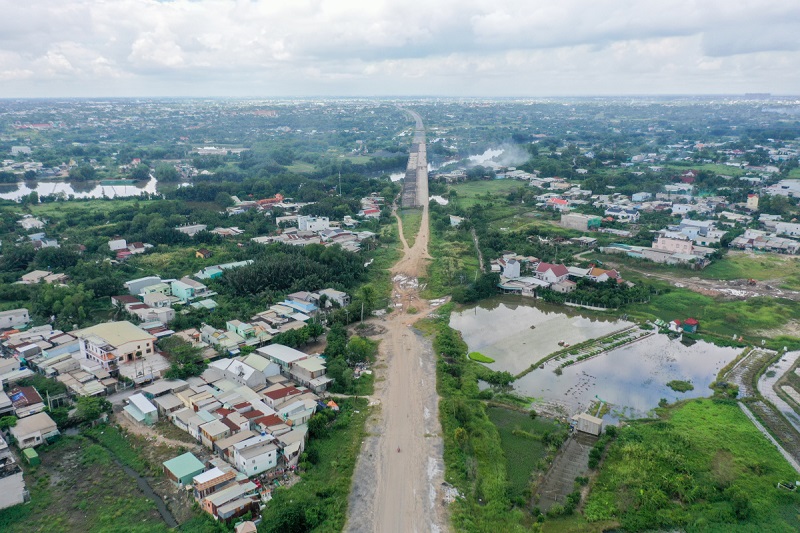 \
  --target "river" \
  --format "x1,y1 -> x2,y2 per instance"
450,297 -> 741,418
0,177 -> 160,201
